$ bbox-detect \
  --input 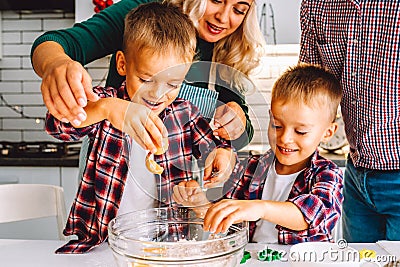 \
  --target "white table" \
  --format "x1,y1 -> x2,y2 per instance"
0,239 -> 394,267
